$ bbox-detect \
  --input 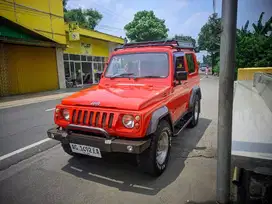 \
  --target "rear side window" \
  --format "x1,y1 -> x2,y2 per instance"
175,56 -> 185,71
185,54 -> 195,73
